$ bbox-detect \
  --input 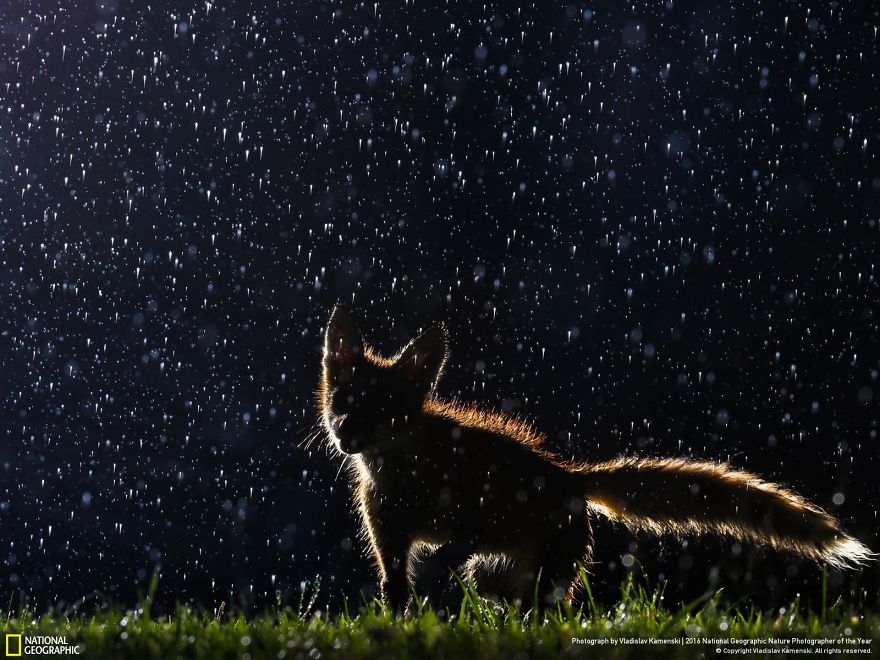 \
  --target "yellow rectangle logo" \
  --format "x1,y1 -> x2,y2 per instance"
5,634 -> 22,657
